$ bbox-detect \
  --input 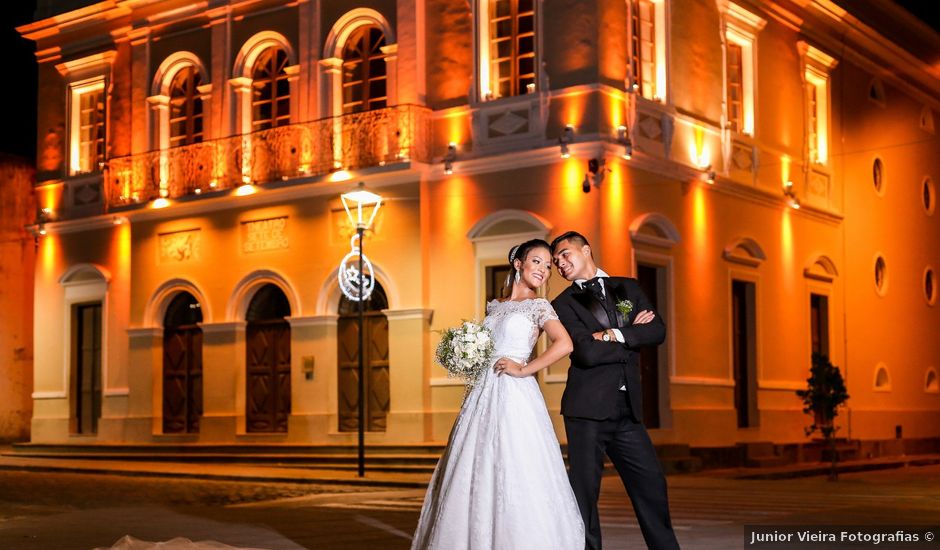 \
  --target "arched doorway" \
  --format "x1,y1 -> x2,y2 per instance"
162,291 -> 203,434
337,283 -> 389,432
245,283 -> 292,433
